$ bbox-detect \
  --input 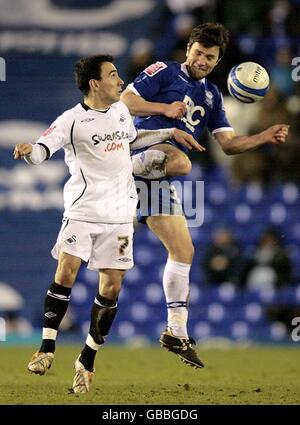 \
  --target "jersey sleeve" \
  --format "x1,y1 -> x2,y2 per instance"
127,61 -> 171,100
207,92 -> 234,135
119,101 -> 137,143
33,112 -> 73,158
128,116 -> 137,143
